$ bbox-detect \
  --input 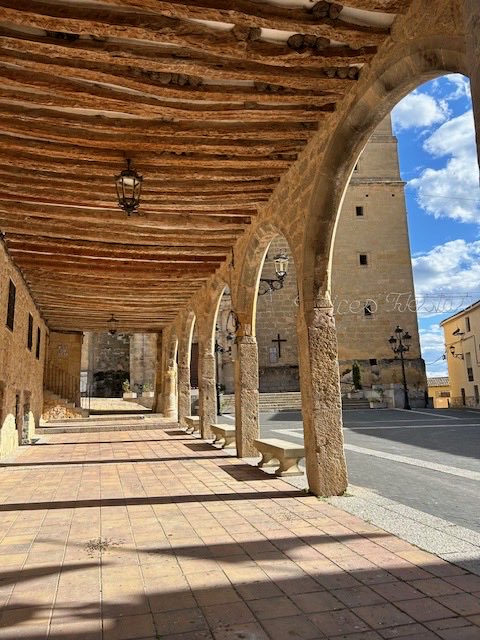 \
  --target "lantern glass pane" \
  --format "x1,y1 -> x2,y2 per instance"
274,255 -> 288,277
